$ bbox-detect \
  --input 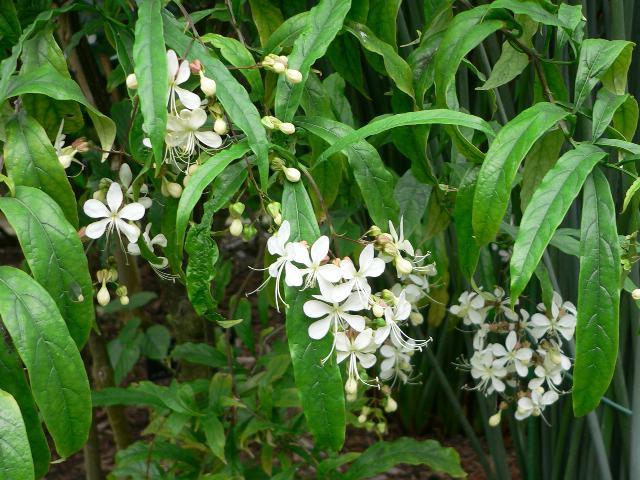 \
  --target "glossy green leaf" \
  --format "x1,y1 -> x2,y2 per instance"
366,0 -> 400,49
345,21 -> 414,99
163,13 -> 270,189
510,144 -> 606,300
454,167 -> 481,280
622,177 -> 640,213
343,437 -> 465,480
472,102 -> 571,245
176,141 -> 251,250
591,89 -> 629,141
0,389 -> 33,480
274,0 -> 351,121
133,0 -> 167,168
3,114 -> 78,227
596,138 -> 640,155
0,186 -> 94,347
574,39 -> 633,110
489,0 -> 560,26
107,318 -> 143,385
262,11 -> 309,54
520,129 -> 565,211
0,267 -> 91,457
0,0 -> 21,45
202,414 -> 226,463
613,95 -> 639,141
248,0 -> 284,46
573,168 -> 621,416
296,116 -> 399,227
282,180 -> 345,451
315,109 -> 493,164
394,171 -> 430,238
